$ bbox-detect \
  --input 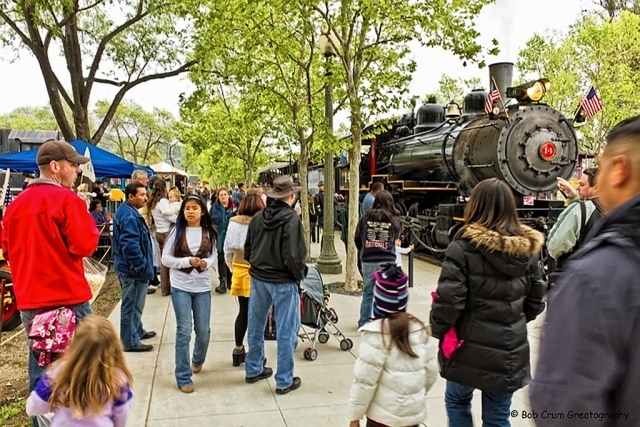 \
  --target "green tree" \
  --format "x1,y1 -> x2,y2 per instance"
0,0 -> 194,144
517,11 -> 640,154
427,75 -> 482,105
179,86 -> 273,185
94,100 -> 177,165
189,0 -> 332,260
0,106 -> 60,130
316,0 -> 497,291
